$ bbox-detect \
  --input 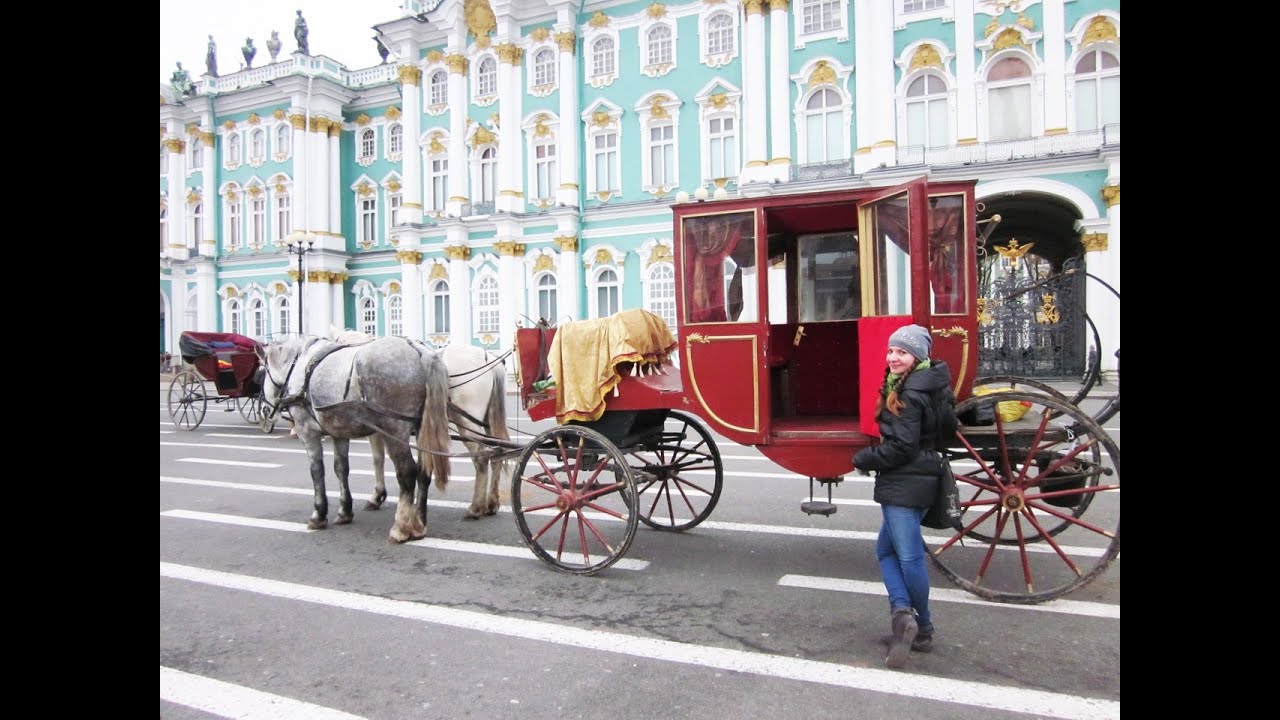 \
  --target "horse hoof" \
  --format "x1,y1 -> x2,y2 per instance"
363,500 -> 383,511
335,514 -> 353,525
307,519 -> 328,530
388,529 -> 409,544
463,509 -> 481,520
